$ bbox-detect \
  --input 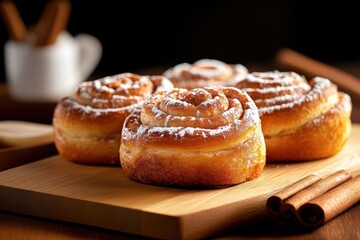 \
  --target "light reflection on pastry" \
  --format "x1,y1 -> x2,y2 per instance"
234,71 -> 352,161
120,86 -> 266,188
53,73 -> 173,165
